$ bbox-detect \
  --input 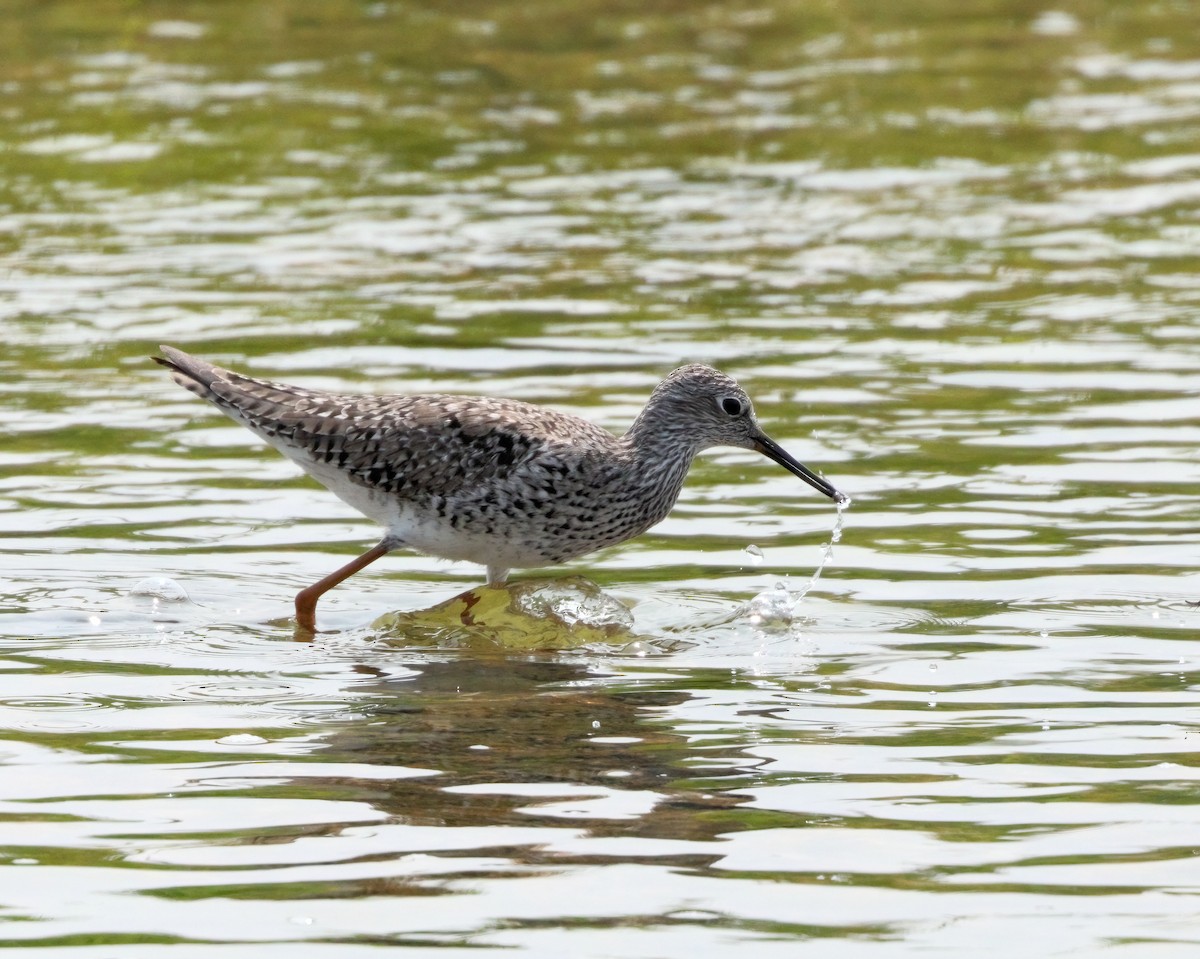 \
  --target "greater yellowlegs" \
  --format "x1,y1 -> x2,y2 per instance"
156,346 -> 845,630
